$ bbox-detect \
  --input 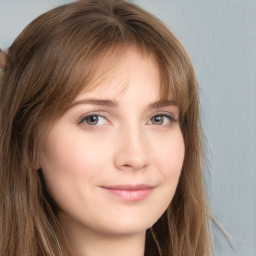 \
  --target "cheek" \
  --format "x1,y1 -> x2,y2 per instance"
40,128 -> 101,207
150,128 -> 185,210
40,123 -> 114,198
152,130 -> 185,180
41,126 -> 108,176
141,129 -> 184,225
41,138 -> 84,178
